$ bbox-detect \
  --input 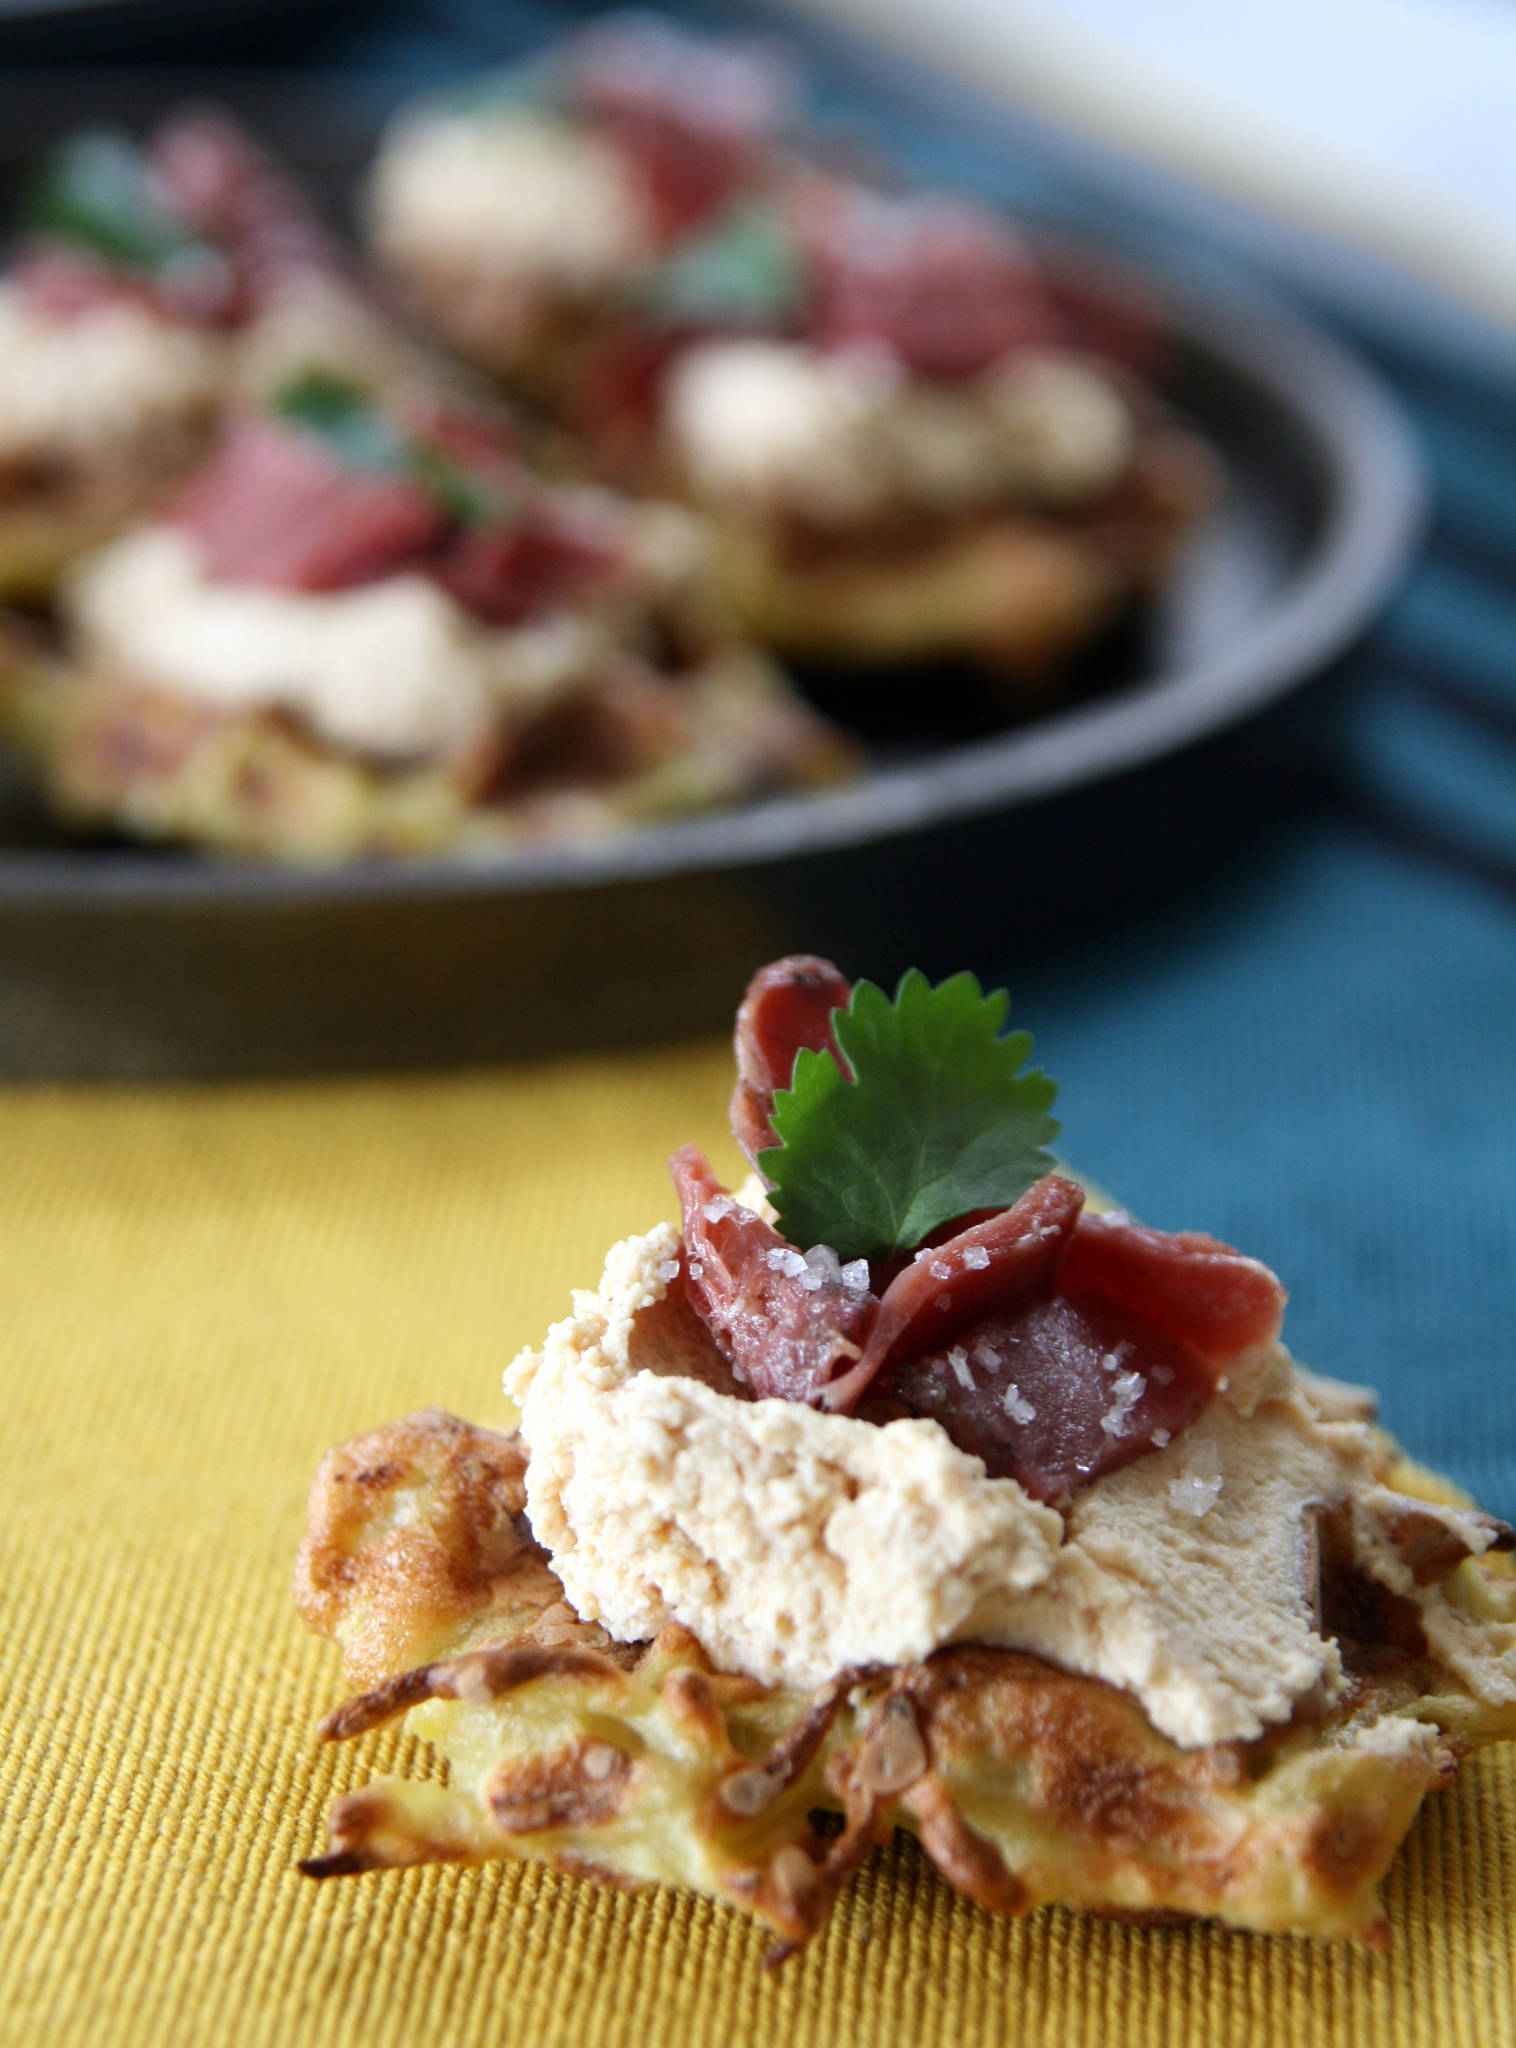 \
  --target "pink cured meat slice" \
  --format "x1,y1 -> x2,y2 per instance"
171,417 -> 447,593
818,1175 -> 1085,1414
671,1143 -> 877,1402
895,1292 -> 1214,1503
148,112 -> 344,304
569,19 -> 793,241
13,248 -> 178,322
804,193 -> 1064,379
728,954 -> 851,1173
1060,1211 -> 1286,1363
438,516 -> 624,627
875,1206 -> 1285,1500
